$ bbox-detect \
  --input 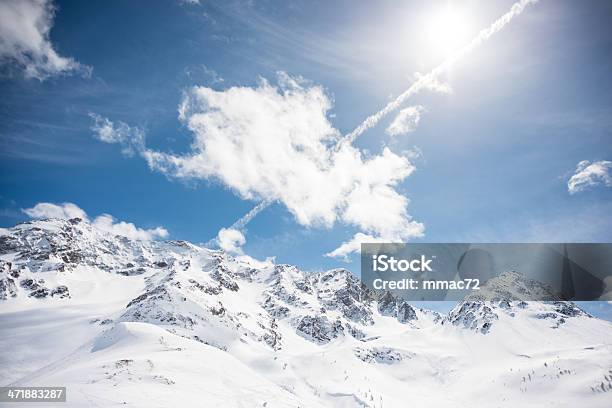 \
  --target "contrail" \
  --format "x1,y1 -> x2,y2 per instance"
228,199 -> 272,231
338,0 -> 539,147
204,200 -> 272,247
